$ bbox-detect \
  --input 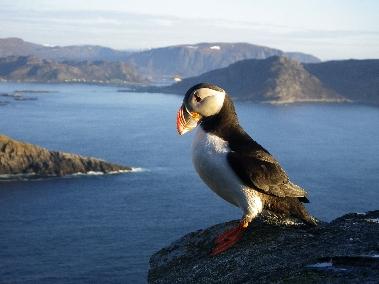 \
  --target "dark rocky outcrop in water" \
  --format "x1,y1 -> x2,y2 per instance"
149,210 -> 379,283
0,135 -> 132,180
